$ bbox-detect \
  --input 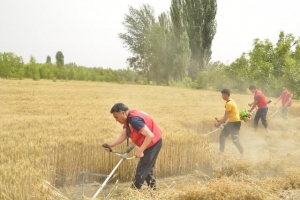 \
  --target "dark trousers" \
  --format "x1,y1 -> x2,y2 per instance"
254,108 -> 268,128
132,139 -> 162,189
219,121 -> 243,154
